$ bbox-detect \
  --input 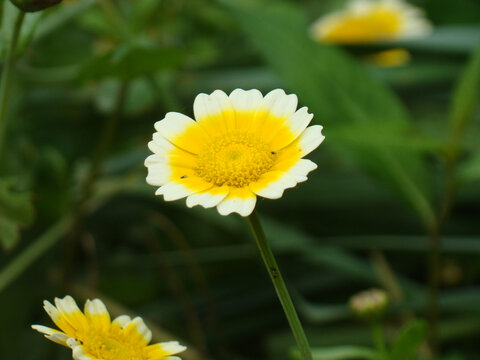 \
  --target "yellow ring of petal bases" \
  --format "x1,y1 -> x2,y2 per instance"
195,131 -> 277,188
